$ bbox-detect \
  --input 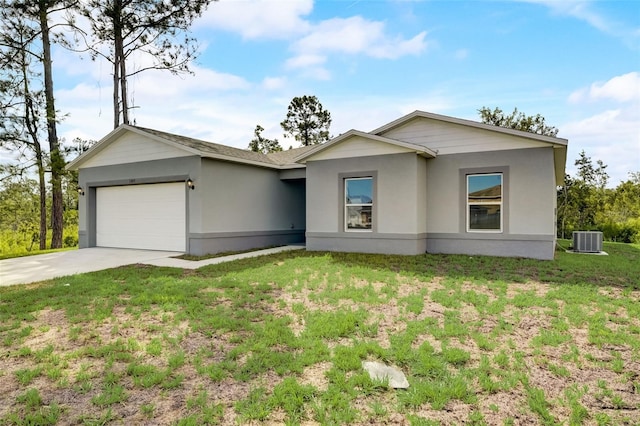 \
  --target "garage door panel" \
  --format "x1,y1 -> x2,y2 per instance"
97,183 -> 186,251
